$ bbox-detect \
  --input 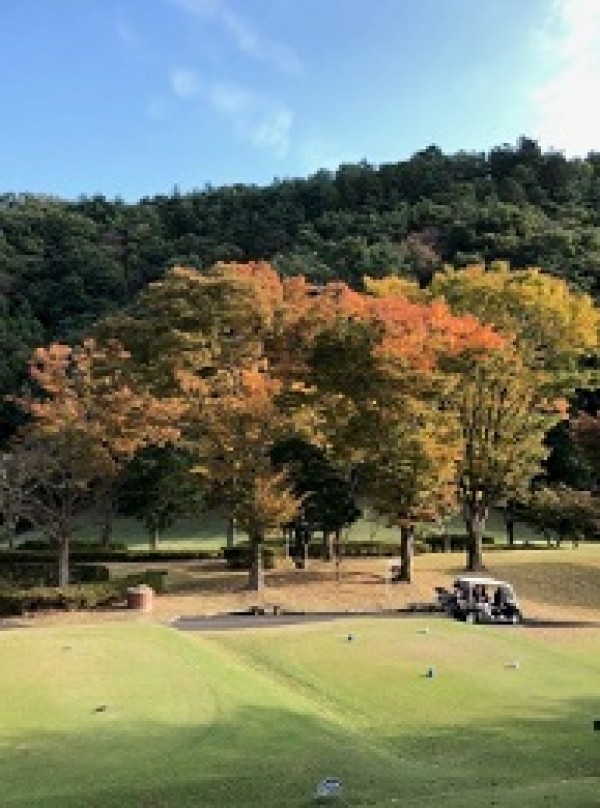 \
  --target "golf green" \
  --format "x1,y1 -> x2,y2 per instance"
0,619 -> 598,806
